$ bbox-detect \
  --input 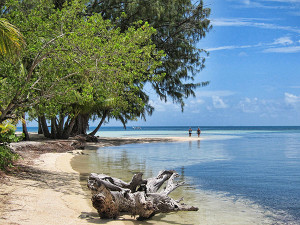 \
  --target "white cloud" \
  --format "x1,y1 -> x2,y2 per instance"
186,91 -> 233,112
229,0 -> 300,9
212,96 -> 229,109
285,92 -> 300,106
186,99 -> 205,112
239,97 -> 260,113
149,99 -> 180,112
207,36 -> 299,53
190,99 -> 205,105
206,46 -> 237,51
239,51 -> 248,56
272,36 -> 293,45
263,46 -> 300,53
238,97 -> 282,114
264,0 -> 300,3
207,43 -> 262,52
212,18 -> 300,33
196,90 -> 235,97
